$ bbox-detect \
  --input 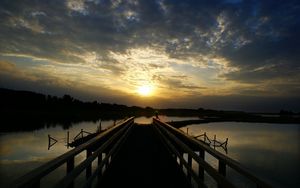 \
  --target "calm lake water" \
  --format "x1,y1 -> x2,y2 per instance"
0,116 -> 196,187
0,117 -> 299,187
182,122 -> 300,188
